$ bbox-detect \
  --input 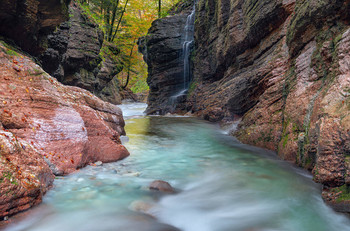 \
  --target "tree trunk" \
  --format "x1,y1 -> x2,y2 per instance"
158,0 -> 161,18
122,41 -> 136,89
111,0 -> 129,42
